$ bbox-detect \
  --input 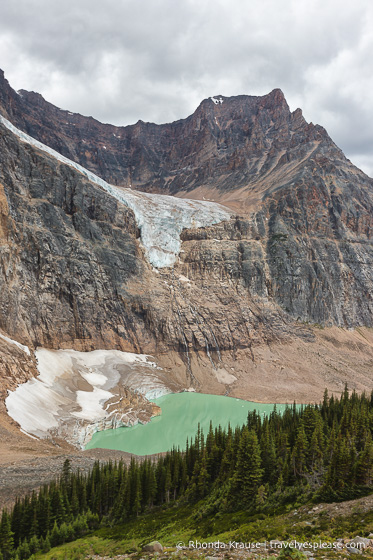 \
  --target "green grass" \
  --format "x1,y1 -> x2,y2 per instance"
34,496 -> 373,560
